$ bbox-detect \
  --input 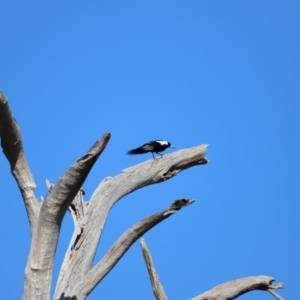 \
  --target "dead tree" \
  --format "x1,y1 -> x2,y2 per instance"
0,91 -> 284,300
